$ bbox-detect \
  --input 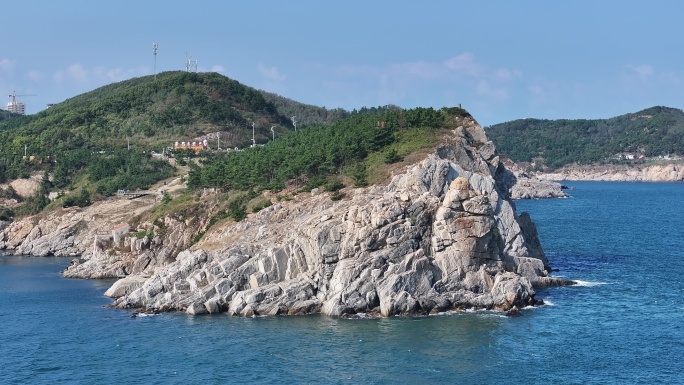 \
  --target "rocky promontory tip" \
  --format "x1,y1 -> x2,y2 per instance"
106,119 -> 571,317
1,115 -> 572,317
